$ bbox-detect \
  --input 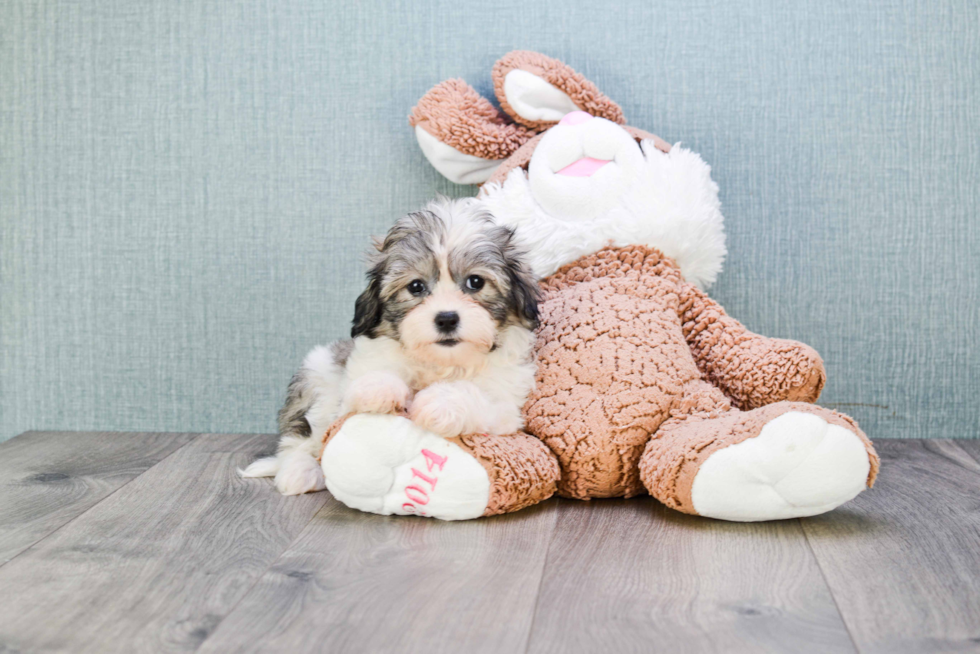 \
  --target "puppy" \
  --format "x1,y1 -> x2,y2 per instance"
241,198 -> 540,495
